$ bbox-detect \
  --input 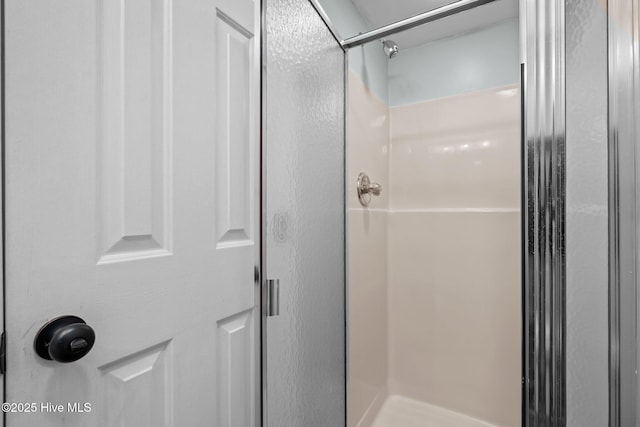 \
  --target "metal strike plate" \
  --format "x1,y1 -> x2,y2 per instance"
266,279 -> 280,317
